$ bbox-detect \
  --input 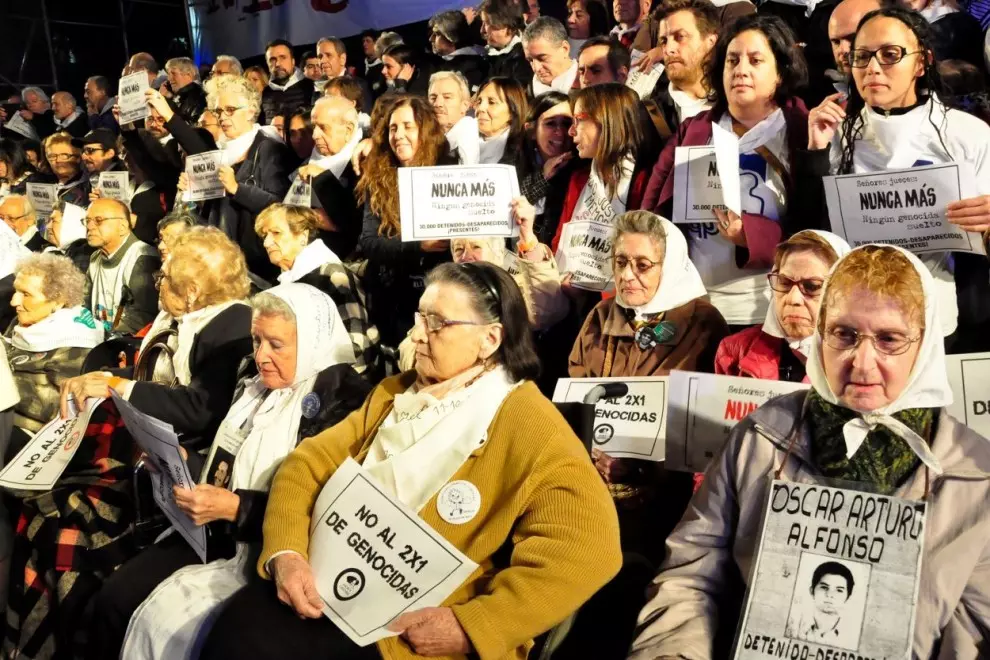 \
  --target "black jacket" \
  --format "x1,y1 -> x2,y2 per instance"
438,53 -> 489,93
931,12 -> 985,70
485,43 -> 533,90
120,128 -> 184,211
56,111 -> 92,138
24,230 -> 53,253
28,110 -> 57,141
130,185 -> 166,246
364,62 -> 388,101
169,82 -> 208,124
391,57 -> 440,98
61,239 -> 97,274
312,164 -> 361,258
261,77 -> 316,126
